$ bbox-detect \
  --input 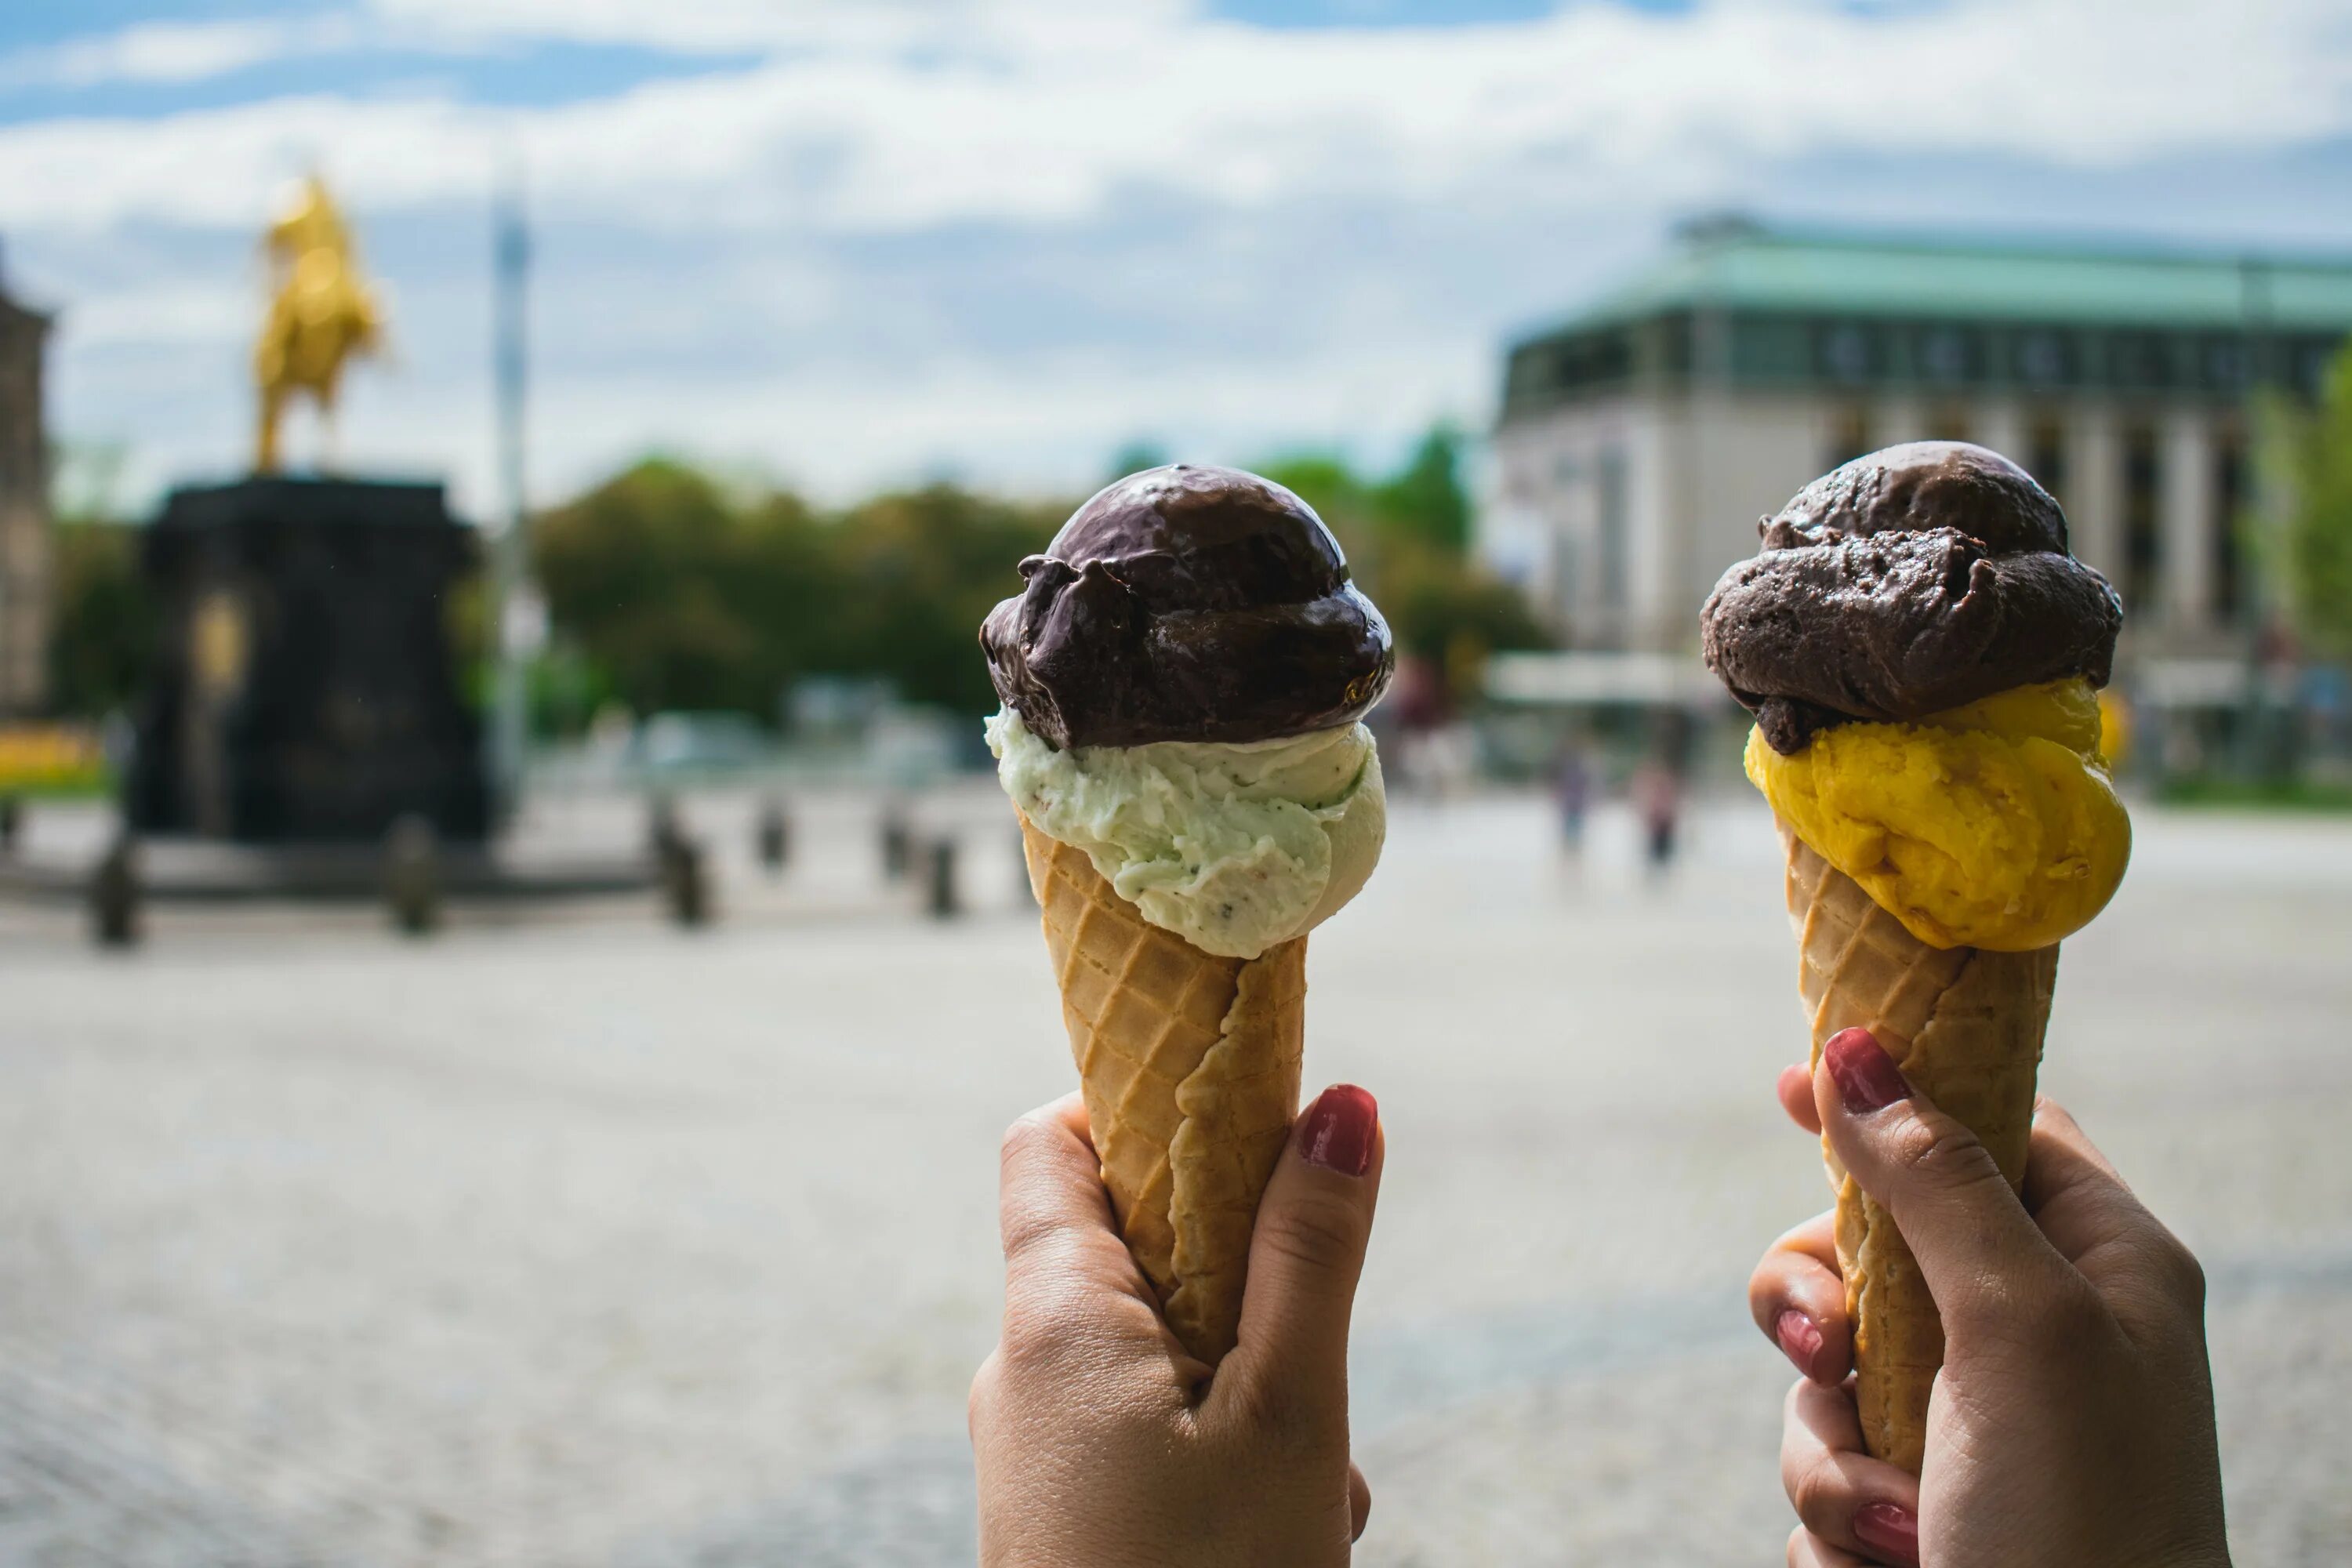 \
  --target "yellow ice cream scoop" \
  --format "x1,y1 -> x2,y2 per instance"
1746,678 -> 2130,951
